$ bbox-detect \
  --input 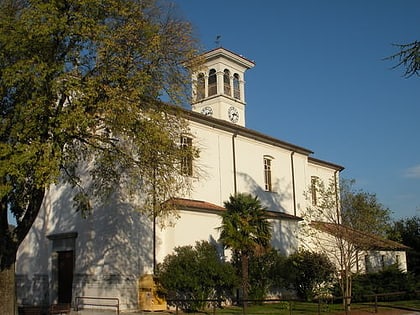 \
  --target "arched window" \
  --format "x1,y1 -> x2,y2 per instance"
263,155 -> 274,192
180,136 -> 193,176
208,69 -> 217,96
311,176 -> 319,206
196,73 -> 205,100
224,69 -> 231,96
233,73 -> 240,99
